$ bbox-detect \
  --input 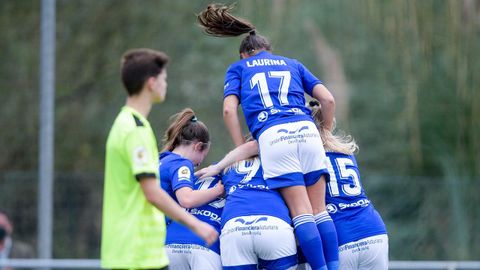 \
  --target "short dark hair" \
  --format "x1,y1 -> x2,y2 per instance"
121,48 -> 169,96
